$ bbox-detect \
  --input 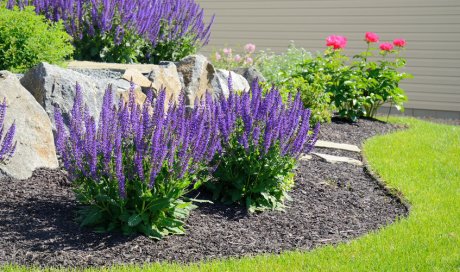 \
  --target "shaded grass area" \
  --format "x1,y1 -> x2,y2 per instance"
3,117 -> 460,271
